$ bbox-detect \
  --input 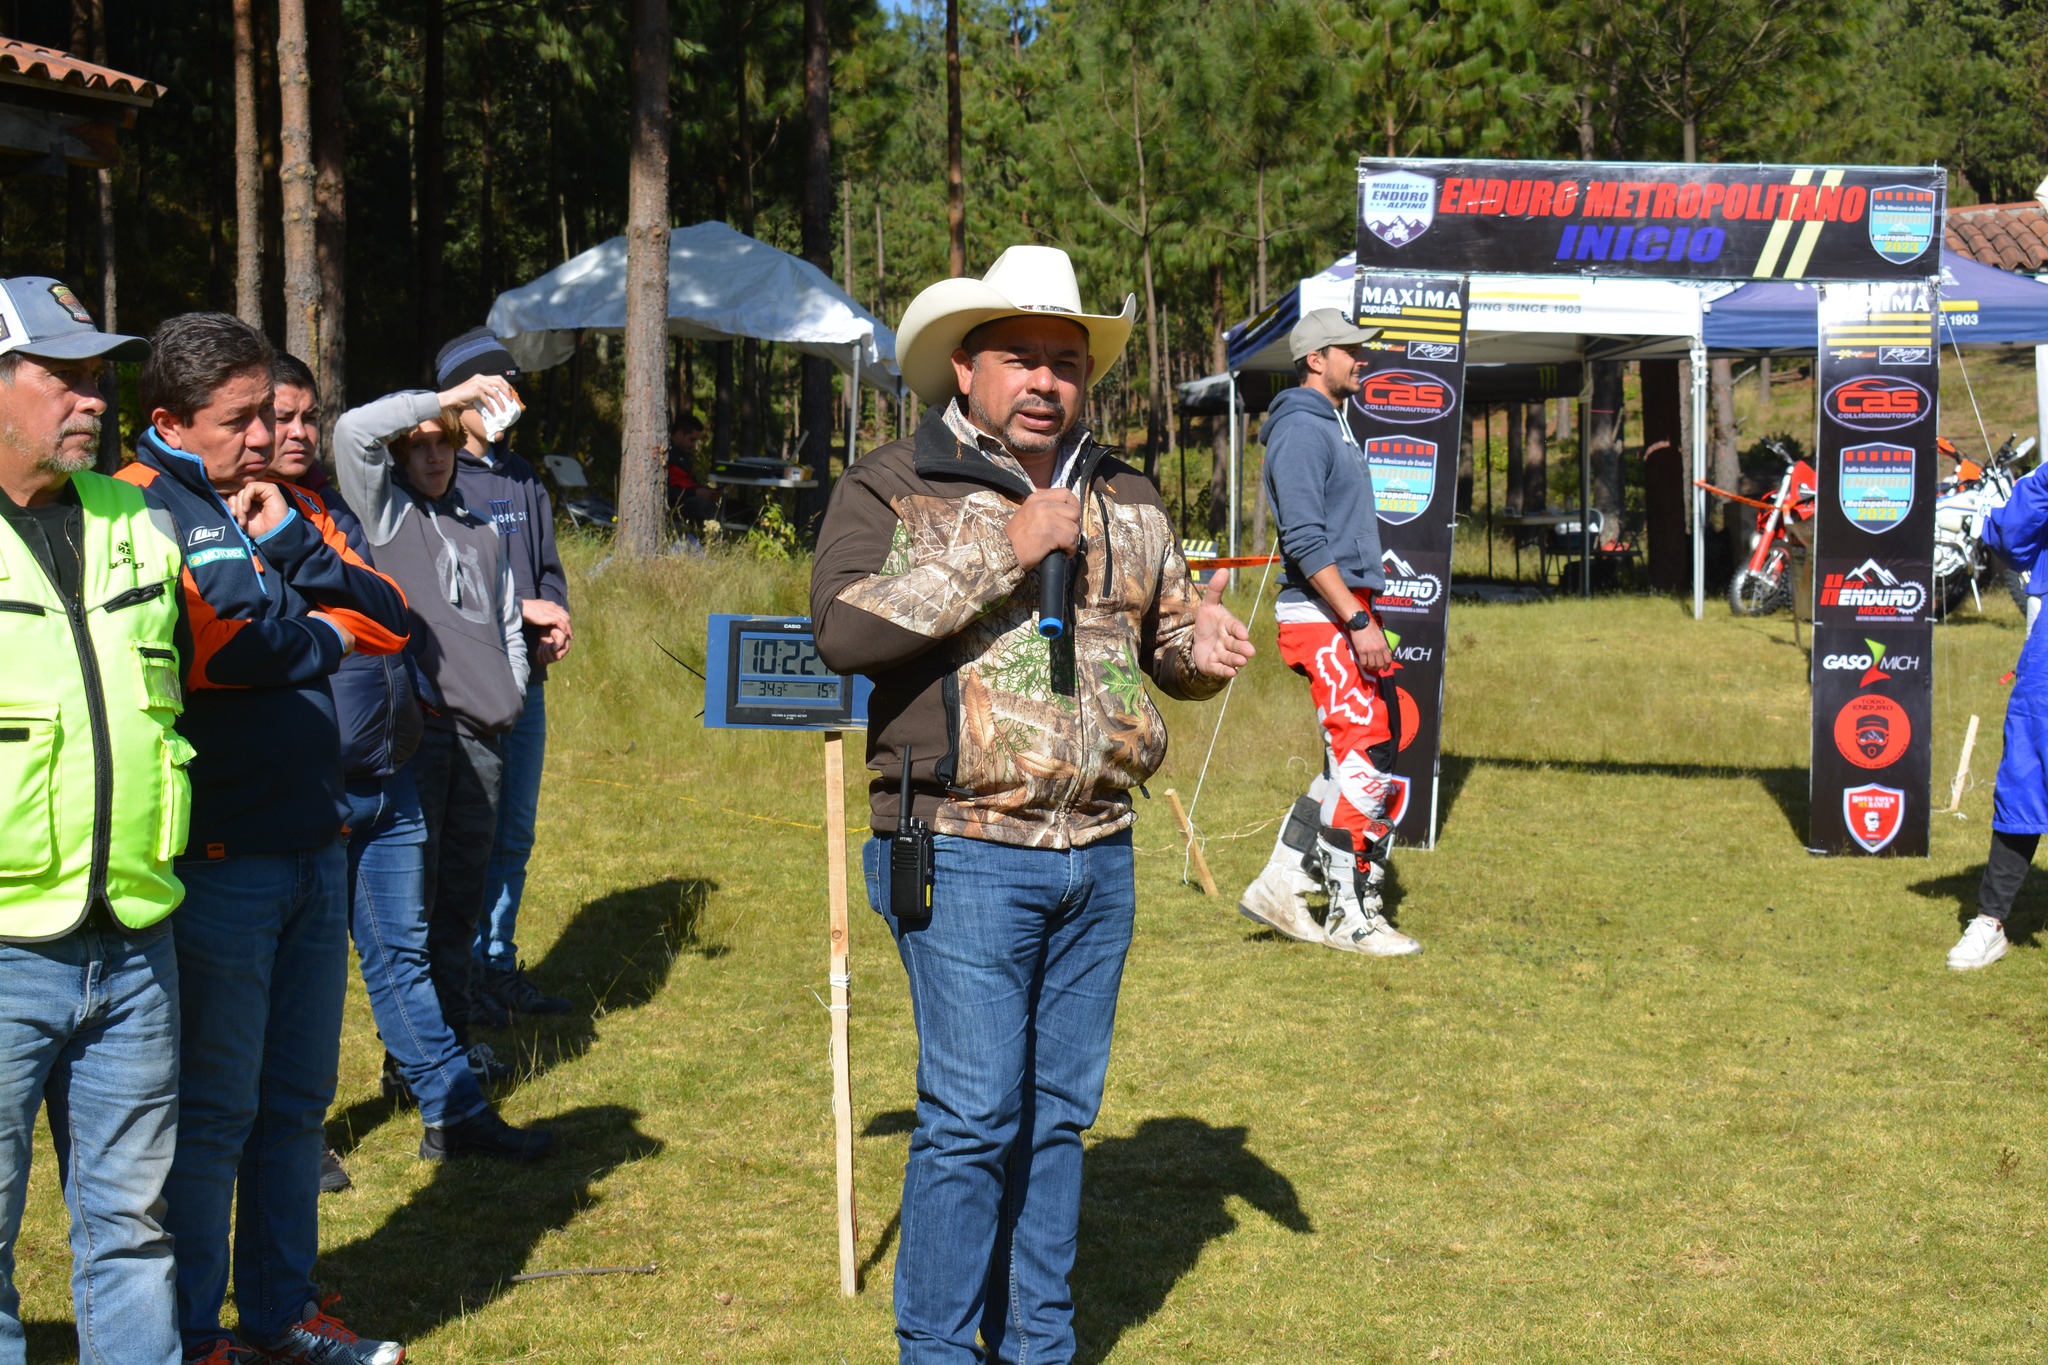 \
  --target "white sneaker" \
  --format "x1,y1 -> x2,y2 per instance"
1238,848 -> 1323,943
1947,915 -> 2009,971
